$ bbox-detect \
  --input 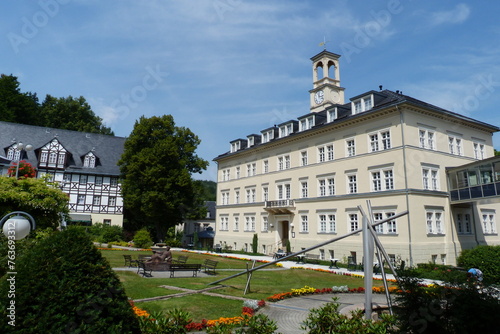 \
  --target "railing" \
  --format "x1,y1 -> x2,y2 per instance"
265,199 -> 294,208
450,181 -> 500,202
